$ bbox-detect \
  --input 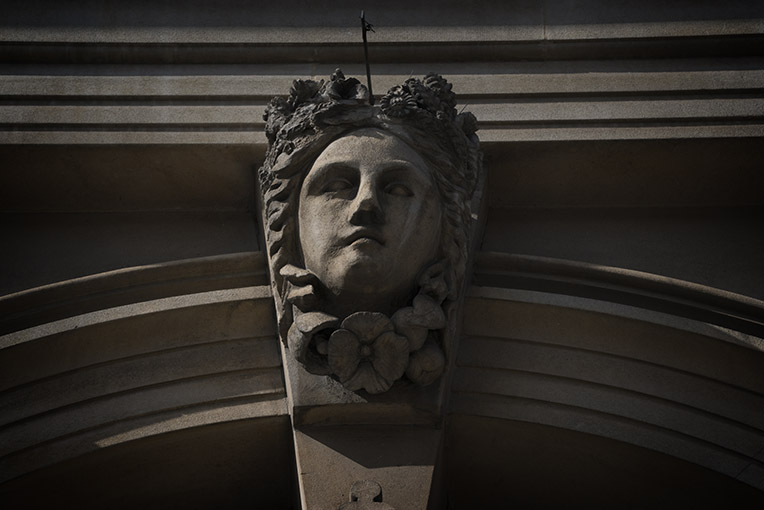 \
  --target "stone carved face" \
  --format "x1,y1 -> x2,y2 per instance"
298,128 -> 442,317
259,71 -> 481,393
